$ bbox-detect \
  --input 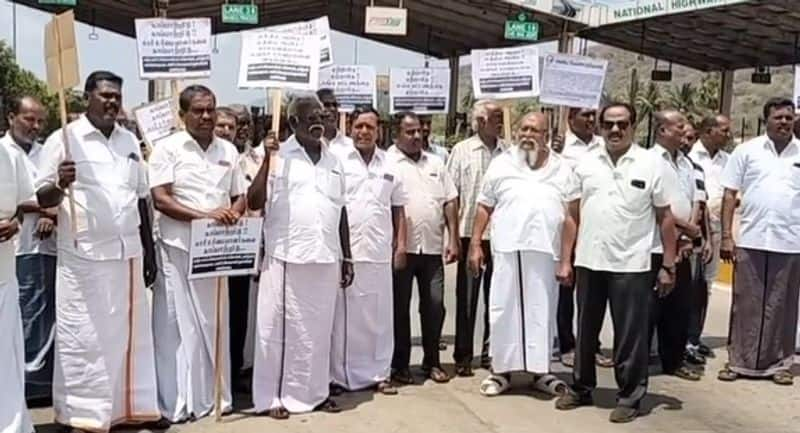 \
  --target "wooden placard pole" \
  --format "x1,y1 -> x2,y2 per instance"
270,88 -> 282,134
339,112 -> 347,137
170,80 -> 183,129
556,21 -> 574,138
502,105 -> 512,143
214,277 -> 224,422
